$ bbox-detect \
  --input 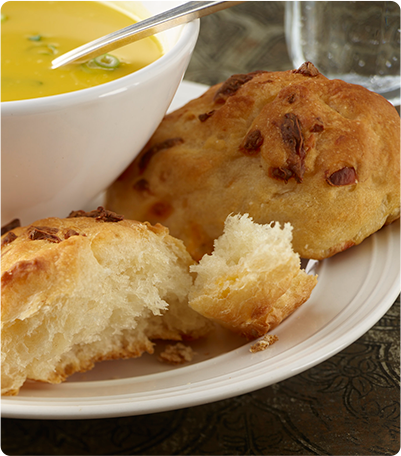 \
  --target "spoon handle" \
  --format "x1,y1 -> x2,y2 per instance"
52,1 -> 243,69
